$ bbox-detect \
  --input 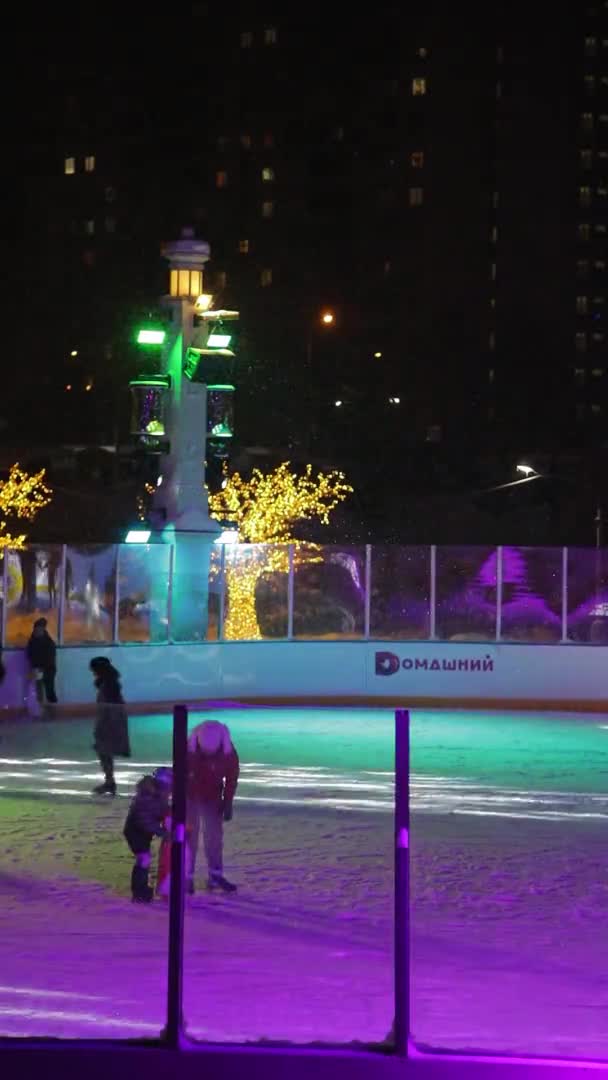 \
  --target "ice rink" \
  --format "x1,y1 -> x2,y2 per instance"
0,705 -> 607,1058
